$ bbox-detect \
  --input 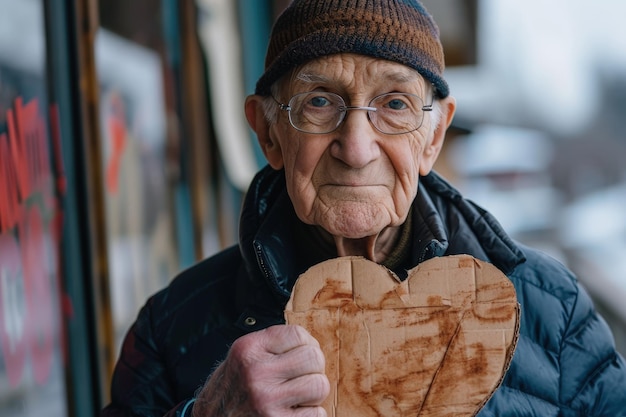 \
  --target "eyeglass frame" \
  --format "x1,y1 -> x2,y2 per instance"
272,91 -> 435,135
